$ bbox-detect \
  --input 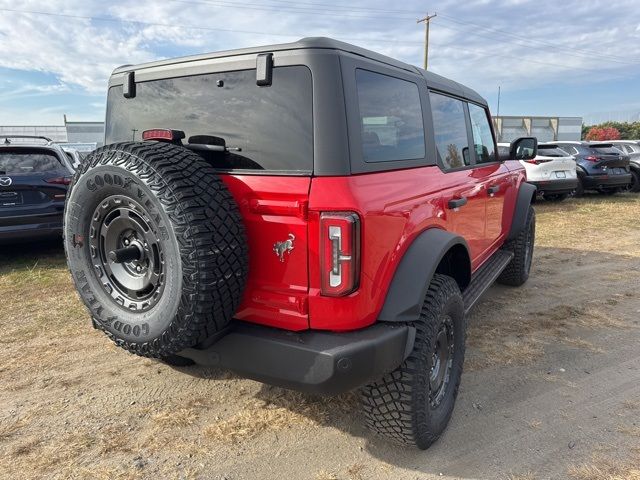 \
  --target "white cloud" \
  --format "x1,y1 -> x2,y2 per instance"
0,0 -> 638,109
